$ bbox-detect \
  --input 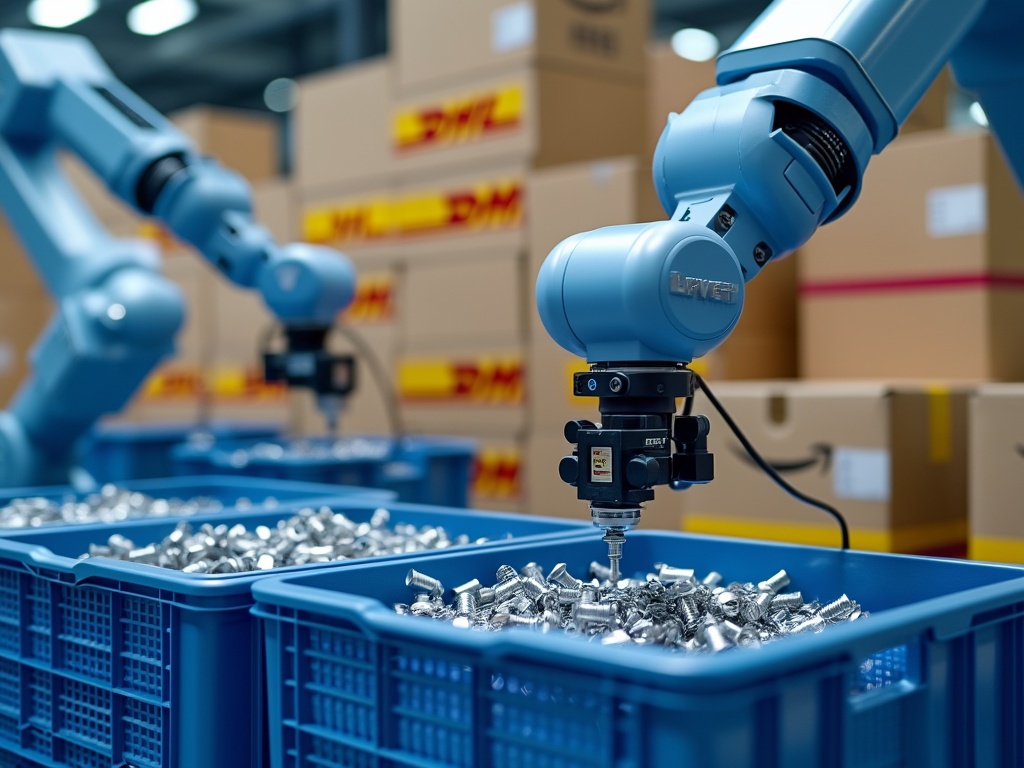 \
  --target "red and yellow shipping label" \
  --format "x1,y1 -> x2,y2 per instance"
141,365 -> 286,402
208,366 -> 287,402
343,273 -> 395,324
303,196 -> 392,246
472,446 -> 522,499
398,356 -> 524,404
140,364 -> 205,400
393,84 -> 525,151
302,179 -> 524,246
